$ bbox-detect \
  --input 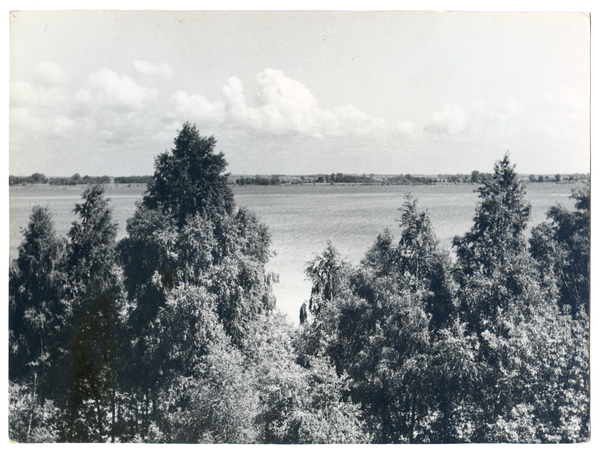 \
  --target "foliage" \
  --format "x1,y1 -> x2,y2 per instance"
119,205 -> 276,346
119,124 -> 276,348
114,124 -> 279,441
9,206 -> 67,394
142,122 -> 234,226
453,153 -> 531,282
134,286 -> 259,443
296,198 -> 454,442
49,175 -> 112,185
9,381 -> 60,443
252,314 -> 370,444
294,155 -> 589,444
66,185 -> 119,301
448,154 -> 588,442
362,194 -> 455,332
9,172 -> 48,185
530,182 -> 590,317
113,175 -> 153,184
58,185 -> 125,442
